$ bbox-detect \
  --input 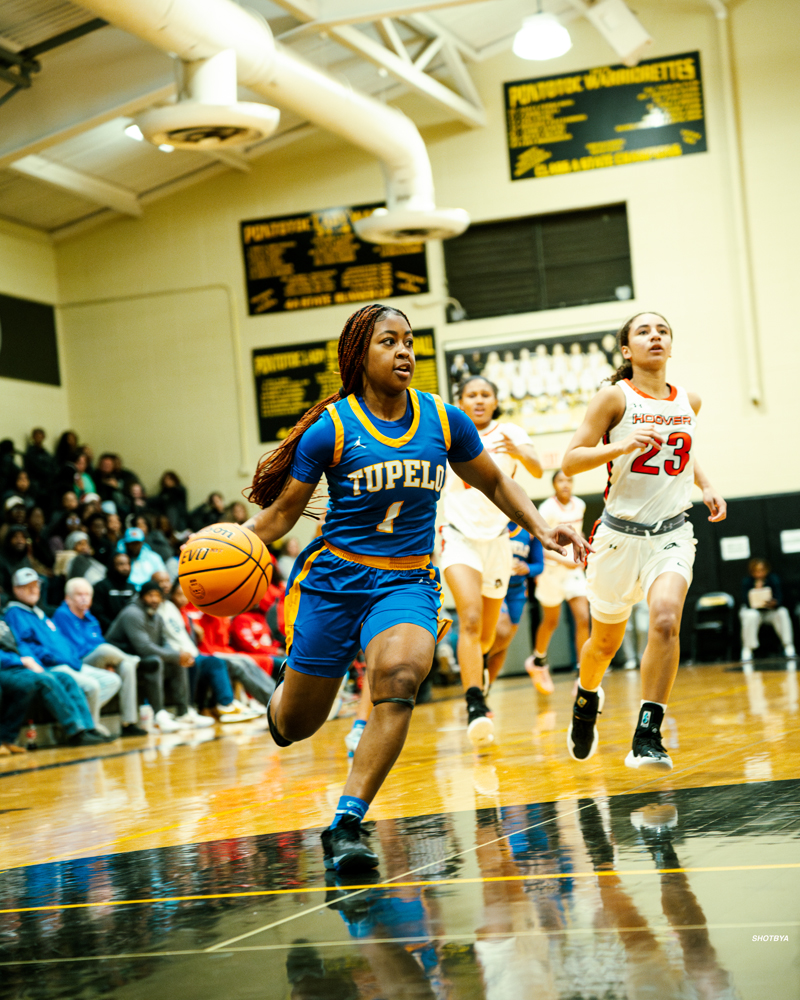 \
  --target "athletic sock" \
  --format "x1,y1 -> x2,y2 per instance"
331,794 -> 369,829
534,650 -> 546,659
636,701 -> 665,734
579,682 -> 600,693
